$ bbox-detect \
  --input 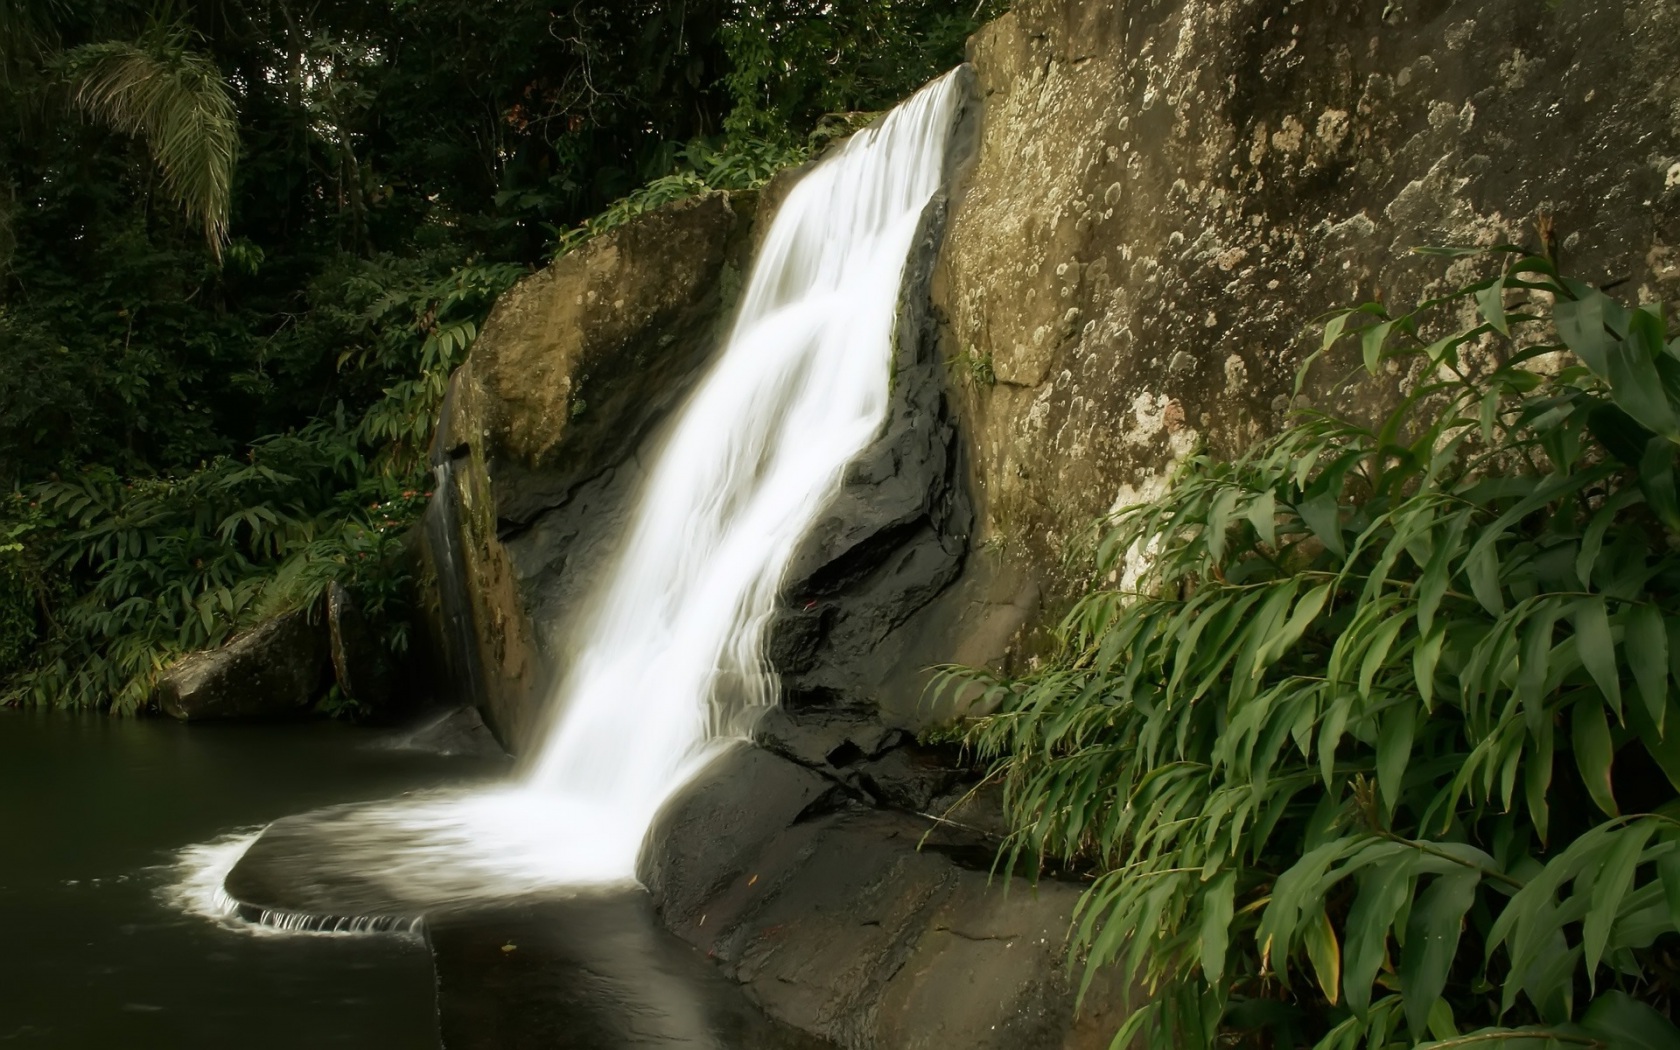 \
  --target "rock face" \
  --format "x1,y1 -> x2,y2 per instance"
639,746 -> 1128,1050
930,0 -> 1680,654
762,186 -> 979,733
156,604 -> 329,721
423,190 -> 760,751
326,580 -> 394,712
